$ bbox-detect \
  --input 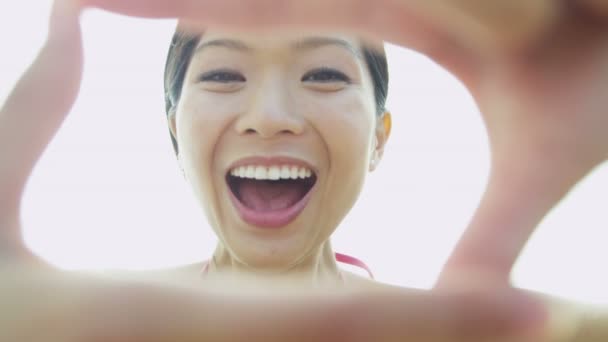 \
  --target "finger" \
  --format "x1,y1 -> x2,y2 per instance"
84,0 -> 478,72
396,0 -> 560,55
82,0 -> 559,54
77,0 -> 482,92
437,146 -> 594,287
436,174 -> 549,287
80,0 -> 375,27
0,0 -> 83,259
